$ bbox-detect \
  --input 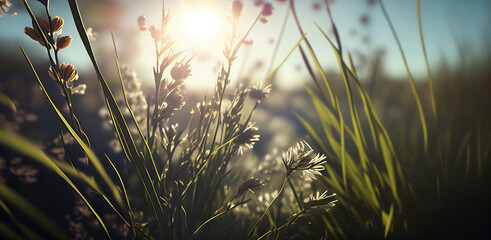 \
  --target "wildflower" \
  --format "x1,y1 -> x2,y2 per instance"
249,83 -> 271,101
170,59 -> 192,82
149,25 -> 163,42
312,2 -> 321,11
280,140 -> 327,179
231,1 -> 243,21
34,16 -> 64,34
159,90 -> 185,119
24,16 -> 64,46
49,16 -> 64,33
303,191 -> 337,213
48,63 -> 79,83
223,90 -> 248,125
308,191 -> 337,206
56,35 -> 72,49
236,177 -> 264,197
261,2 -> 273,17
234,123 -> 260,154
137,15 -> 147,31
